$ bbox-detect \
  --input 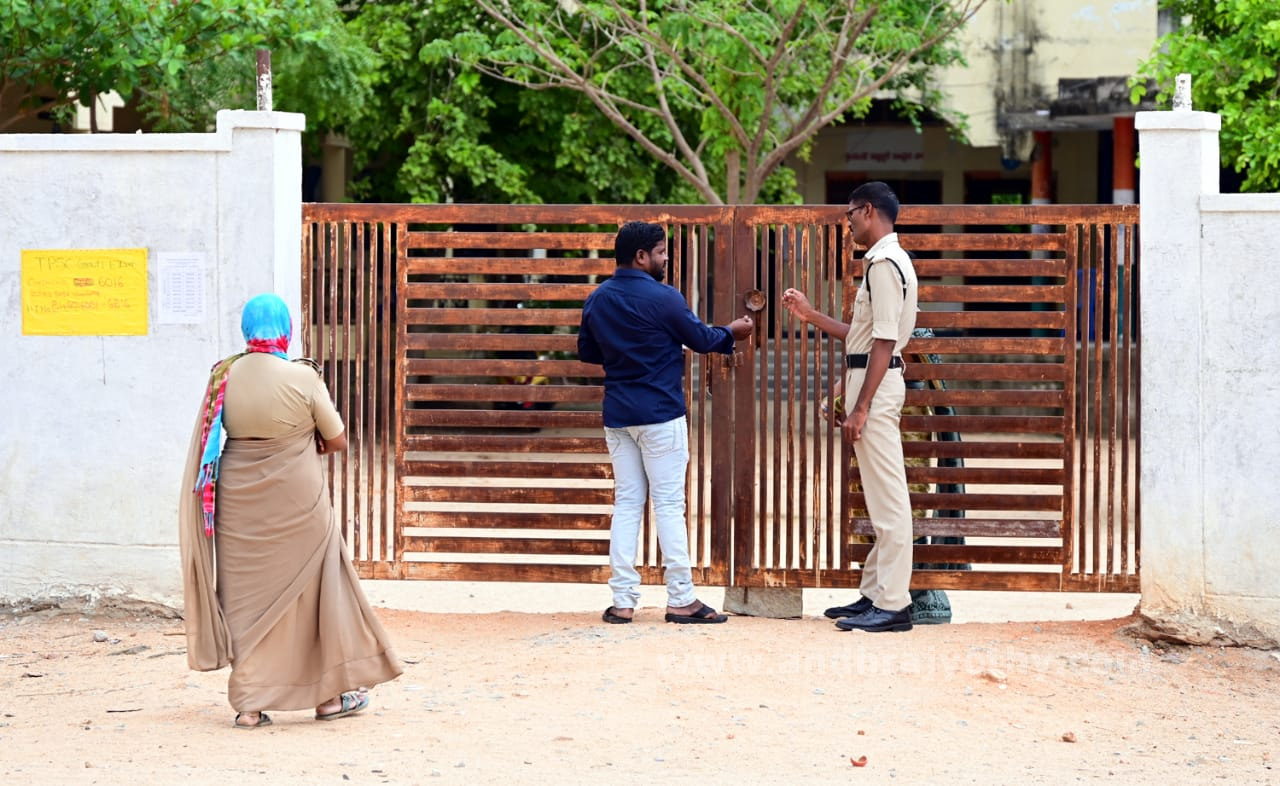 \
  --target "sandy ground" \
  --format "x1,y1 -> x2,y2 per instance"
2,586 -> 1277,786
